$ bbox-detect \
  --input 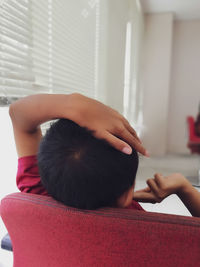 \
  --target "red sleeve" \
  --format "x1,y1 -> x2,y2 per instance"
126,200 -> 145,211
16,155 -> 49,196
